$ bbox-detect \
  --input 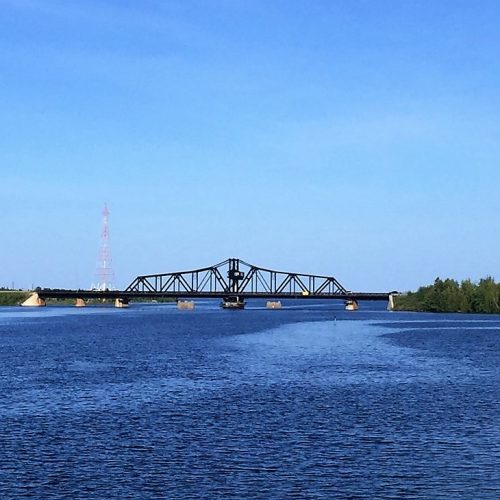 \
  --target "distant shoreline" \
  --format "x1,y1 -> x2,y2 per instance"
0,290 -> 30,306
0,291 -> 175,307
393,277 -> 500,314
